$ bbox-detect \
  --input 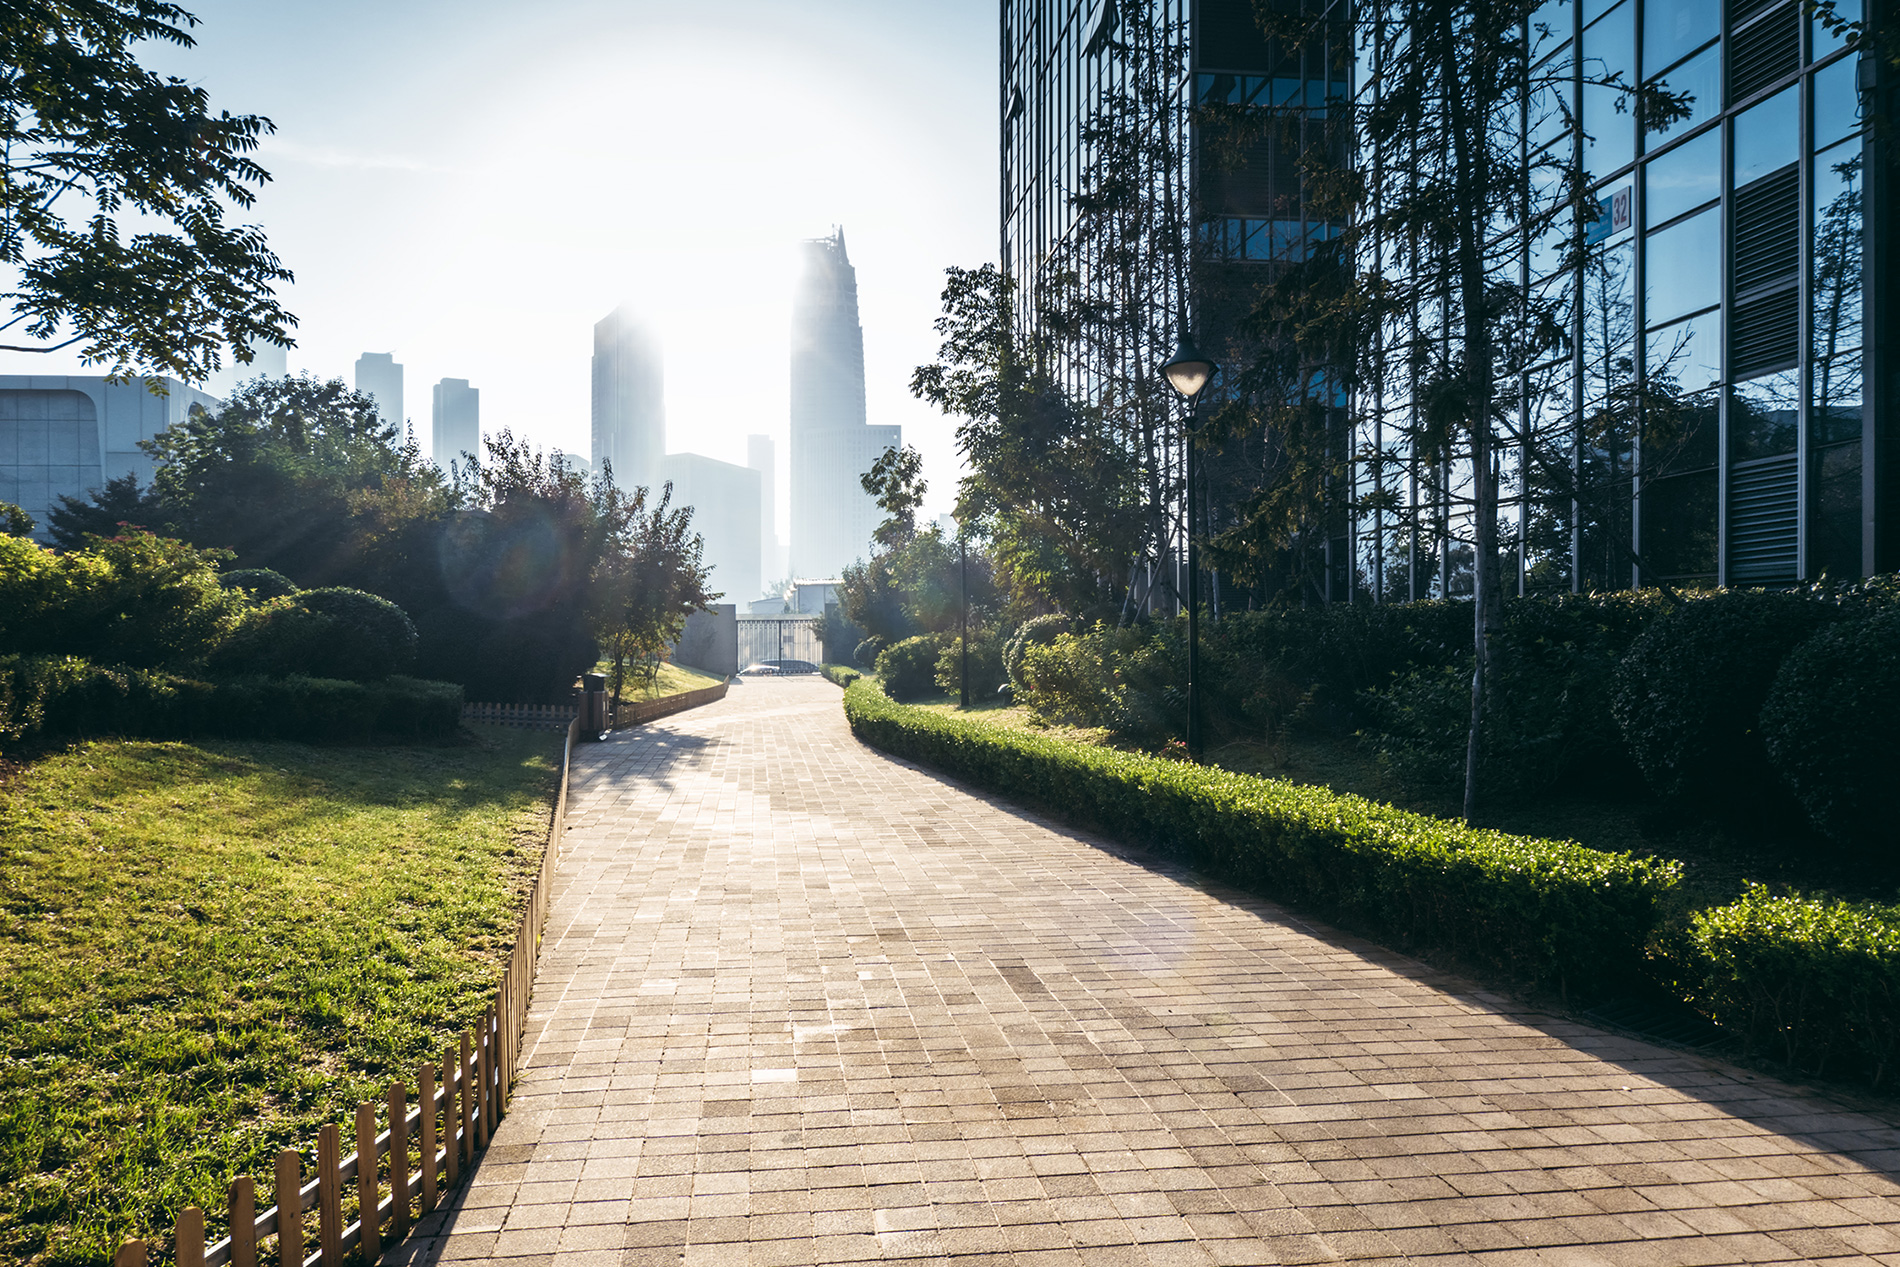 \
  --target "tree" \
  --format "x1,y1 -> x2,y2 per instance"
590,481 -> 716,702
911,264 -> 1144,620
1244,1 -> 1688,822
861,443 -> 926,550
46,471 -> 165,545
0,0 -> 295,381
1,502 -> 33,536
